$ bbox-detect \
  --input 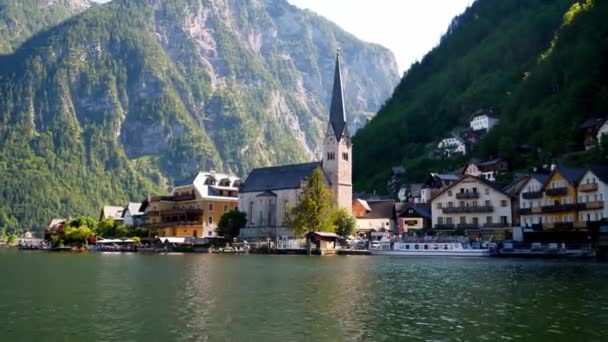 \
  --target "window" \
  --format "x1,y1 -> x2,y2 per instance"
327,152 -> 335,160
472,187 -> 478,193
208,231 -> 213,236
459,216 -> 466,224
436,202 -> 442,209
500,216 -> 508,224
437,217 -> 444,224
486,216 -> 493,224
446,217 -> 453,224
472,217 -> 479,225
448,191 -> 452,196
209,203 -> 214,211
448,202 -> 454,208
342,152 -> 349,161
485,200 -> 491,207
473,201 -> 478,207
208,216 -> 213,225
459,201 -> 464,207
485,188 -> 490,195
224,204 -> 228,212
249,202 -> 254,225
501,200 -> 508,207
